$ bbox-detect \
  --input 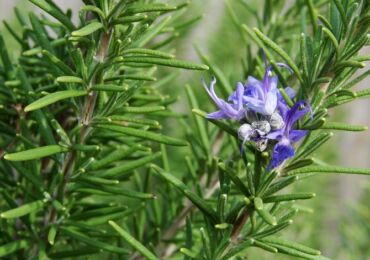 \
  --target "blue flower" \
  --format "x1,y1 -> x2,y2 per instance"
266,101 -> 311,170
202,77 -> 245,120
229,65 -> 278,116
